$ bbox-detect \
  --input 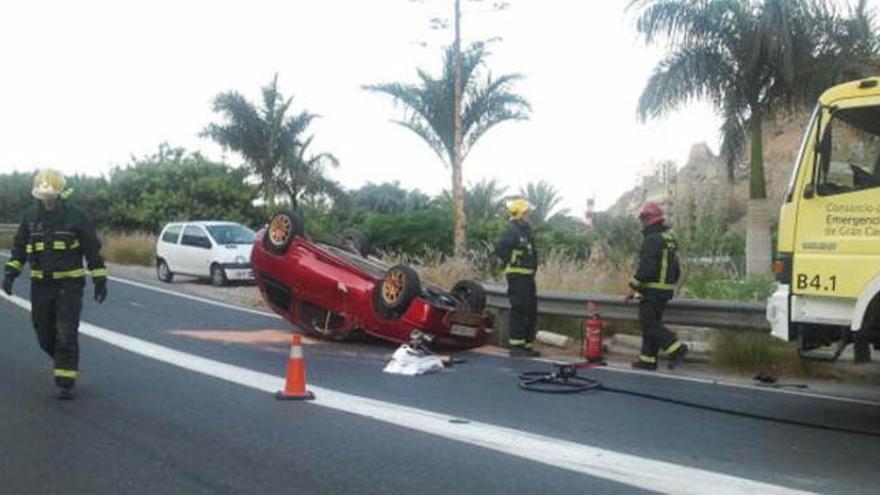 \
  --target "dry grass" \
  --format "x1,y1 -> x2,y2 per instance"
379,249 -> 495,290
101,231 -> 156,267
379,244 -> 632,294
563,243 -> 634,294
